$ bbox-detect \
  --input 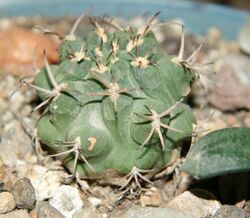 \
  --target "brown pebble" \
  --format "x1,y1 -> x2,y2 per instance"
0,209 -> 29,218
29,209 -> 37,218
0,27 -> 59,76
12,177 -> 36,210
140,187 -> 162,207
0,192 -> 16,214
3,173 -> 17,191
36,201 -> 65,218
244,200 -> 250,213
